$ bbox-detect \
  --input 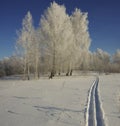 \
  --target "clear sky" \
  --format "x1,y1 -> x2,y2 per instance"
0,0 -> 120,59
